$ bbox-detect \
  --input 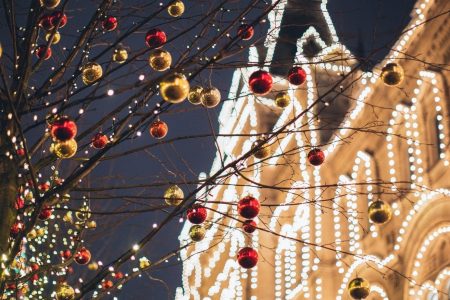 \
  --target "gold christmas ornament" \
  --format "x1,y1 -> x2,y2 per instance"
188,86 -> 203,105
275,91 -> 291,108
368,200 -> 392,225
40,0 -> 60,9
87,220 -> 97,229
348,277 -> 370,299
168,0 -> 185,17
159,73 -> 190,103
81,62 -> 103,85
380,63 -> 404,86
189,225 -> 206,242
112,48 -> 128,64
63,212 -> 73,223
45,31 -> 61,44
27,229 -> 37,240
148,49 -> 172,71
51,139 -> 77,159
55,283 -> 75,300
200,87 -> 221,108
88,262 -> 99,271
0,43 -> 3,58
139,257 -> 151,269
36,227 -> 46,237
252,139 -> 271,159
75,206 -> 91,221
164,185 -> 184,206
